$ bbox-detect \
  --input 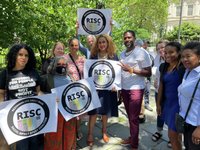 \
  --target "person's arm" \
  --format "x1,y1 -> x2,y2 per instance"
120,62 -> 152,77
156,80 -> 163,116
0,89 -> 5,102
36,86 -> 43,96
79,43 -> 89,58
